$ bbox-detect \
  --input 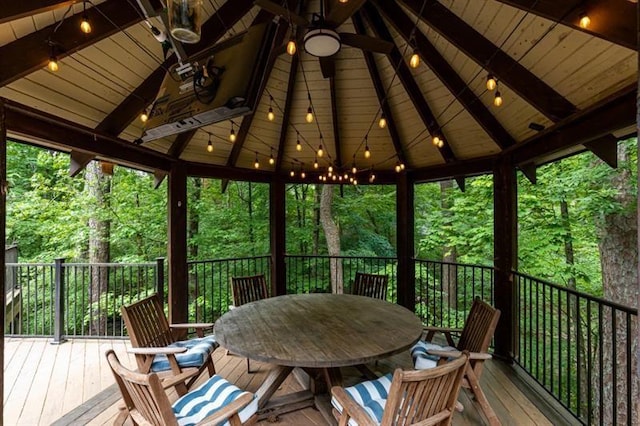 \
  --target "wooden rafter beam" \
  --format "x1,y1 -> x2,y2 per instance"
584,134 -> 618,168
352,12 -> 409,168
0,0 -> 161,87
409,156 -> 495,183
509,84 -> 635,165
493,0 -> 636,50
362,3 -> 457,163
2,98 -> 173,171
0,1 -> 74,24
397,0 -> 577,122
329,77 -> 343,169
325,0 -> 367,27
275,54 -> 299,172
167,129 -> 198,159
374,1 -> 516,150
